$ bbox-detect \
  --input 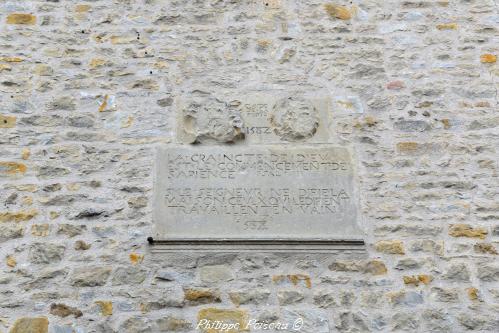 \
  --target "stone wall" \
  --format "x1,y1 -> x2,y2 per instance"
1,0 -> 498,332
